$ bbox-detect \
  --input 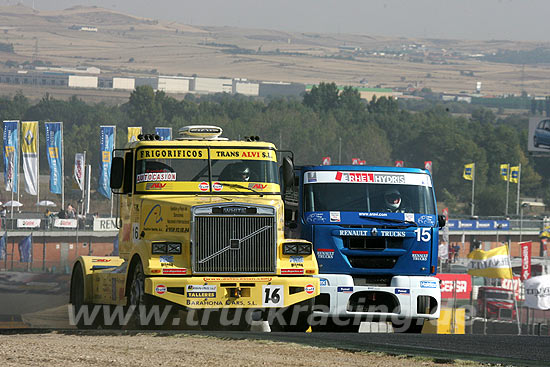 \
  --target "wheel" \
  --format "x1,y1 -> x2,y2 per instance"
269,299 -> 313,332
128,261 -> 155,329
311,317 -> 360,332
392,318 -> 424,333
70,263 -> 101,329
197,309 -> 251,331
127,261 -> 178,329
